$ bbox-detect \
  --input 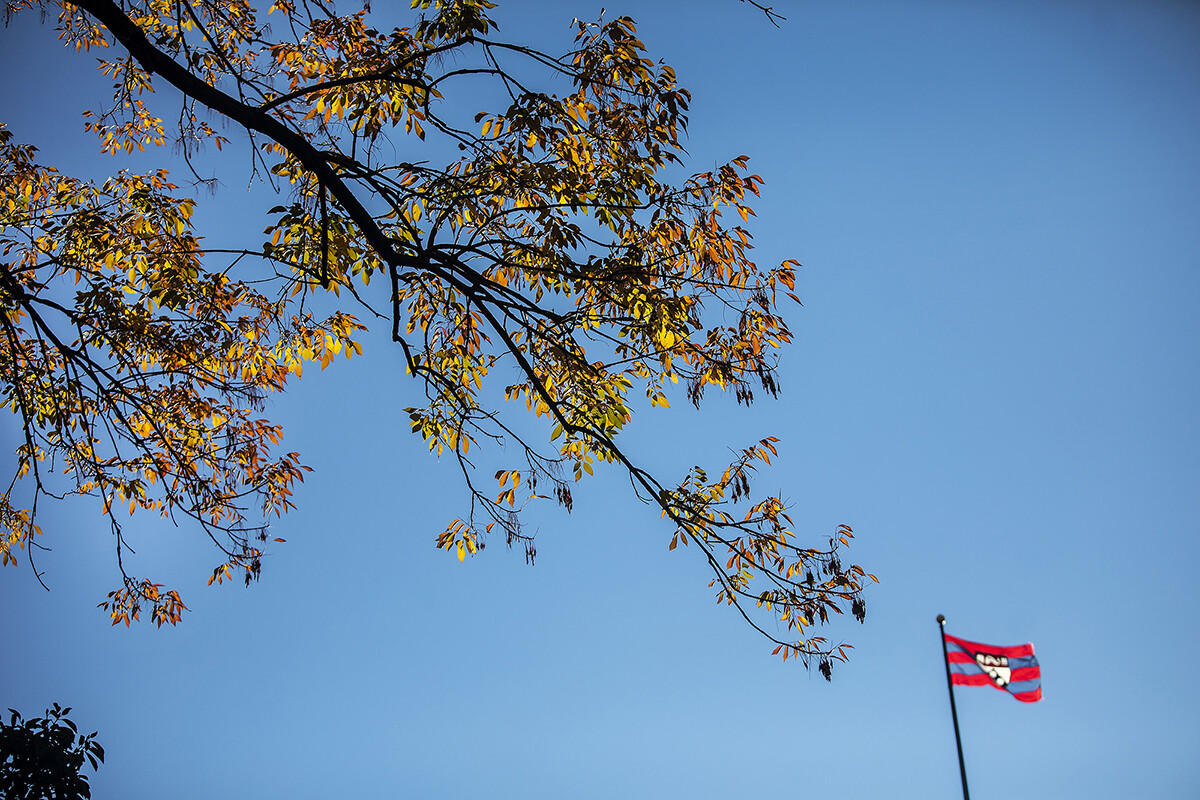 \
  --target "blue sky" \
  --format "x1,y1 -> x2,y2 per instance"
2,1 -> 1198,797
